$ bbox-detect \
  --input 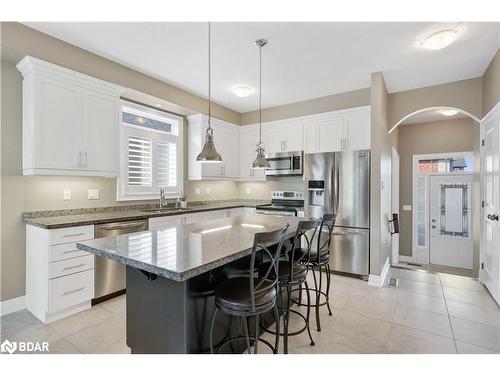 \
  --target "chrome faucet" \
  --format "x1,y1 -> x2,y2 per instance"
159,187 -> 167,209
